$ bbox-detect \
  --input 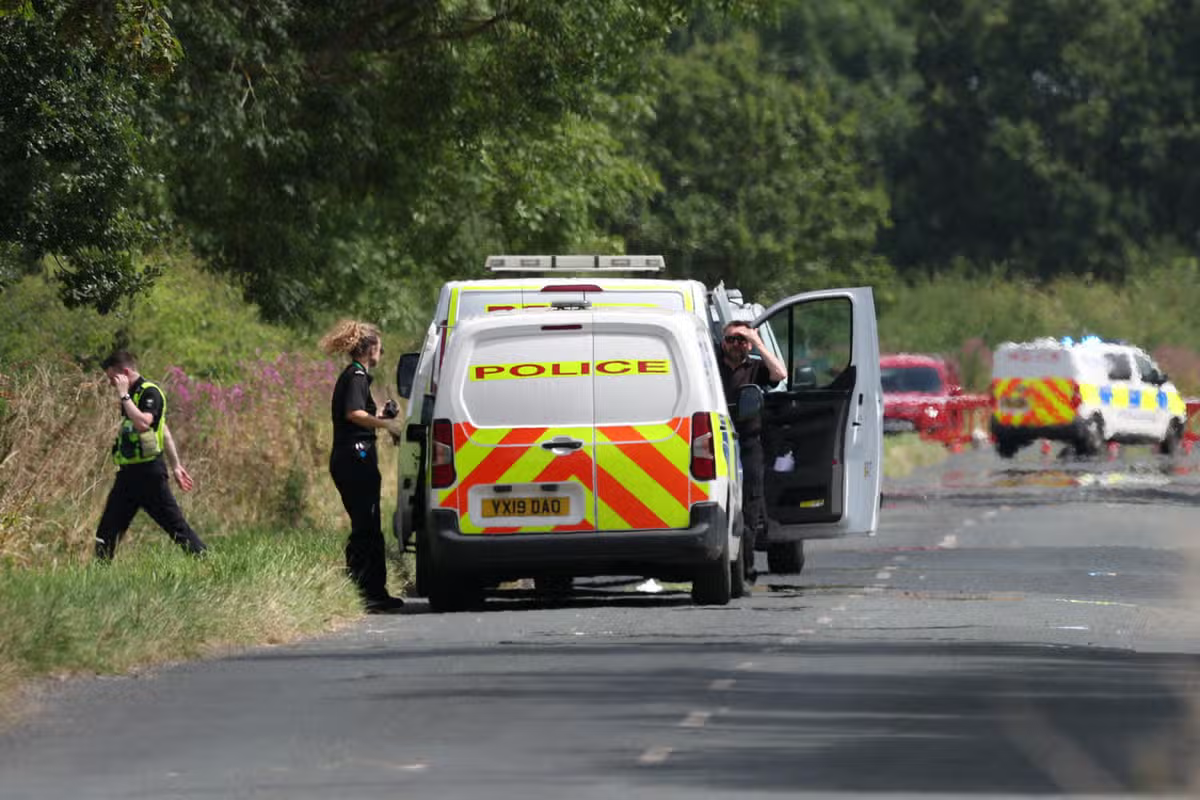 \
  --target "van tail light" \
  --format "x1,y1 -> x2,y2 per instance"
690,412 -> 716,481
1070,381 -> 1082,409
431,419 -> 456,488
